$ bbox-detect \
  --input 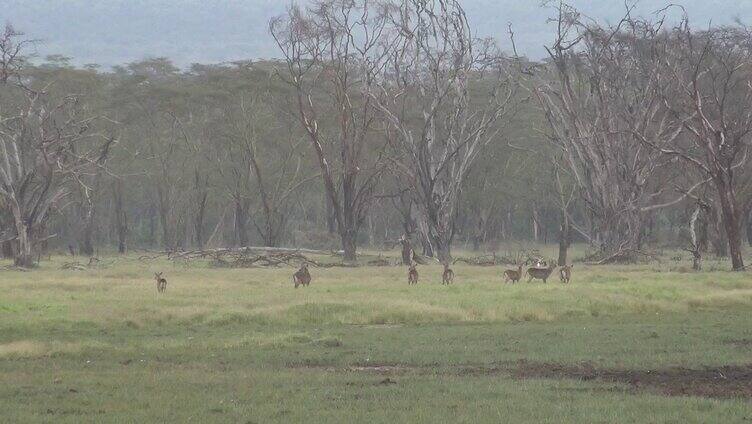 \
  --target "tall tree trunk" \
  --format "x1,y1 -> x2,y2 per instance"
419,228 -> 434,258
10,201 -> 33,267
156,185 -> 173,251
557,212 -> 571,266
325,192 -> 336,234
79,178 -> 101,257
708,201 -> 729,258
697,203 -> 709,253
175,214 -> 187,250
339,201 -> 358,262
148,205 -> 156,247
472,212 -> 487,251
80,211 -> 95,256
715,178 -> 744,270
234,195 -> 249,247
113,180 -> 128,254
399,235 -> 413,265
341,230 -> 357,262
